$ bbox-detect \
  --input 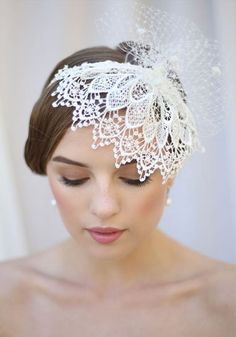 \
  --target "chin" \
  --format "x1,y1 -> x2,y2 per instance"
82,234 -> 137,261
